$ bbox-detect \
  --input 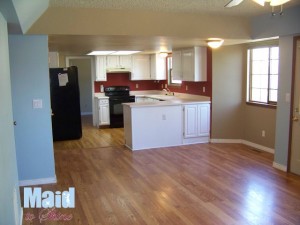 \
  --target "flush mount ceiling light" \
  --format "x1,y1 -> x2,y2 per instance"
207,39 -> 224,49
159,52 -> 169,57
225,0 -> 290,7
87,51 -> 140,55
